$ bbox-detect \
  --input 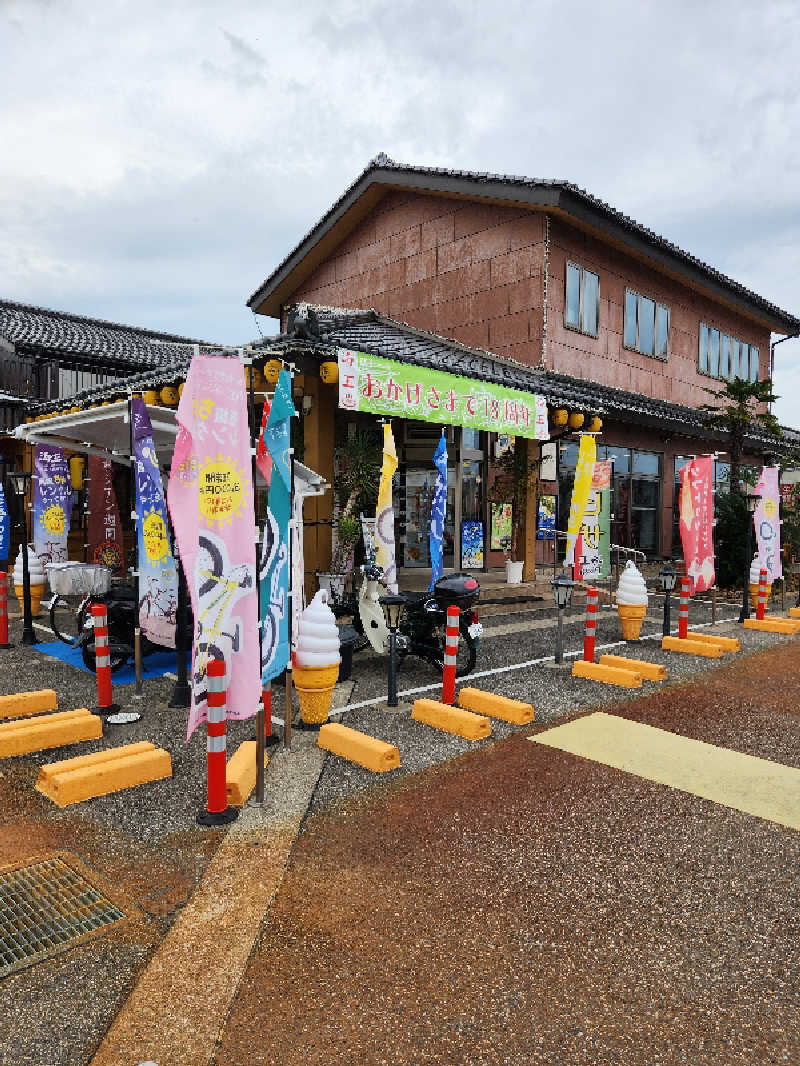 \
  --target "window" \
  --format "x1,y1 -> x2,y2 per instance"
699,323 -> 759,382
624,289 -> 669,359
565,261 -> 599,336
